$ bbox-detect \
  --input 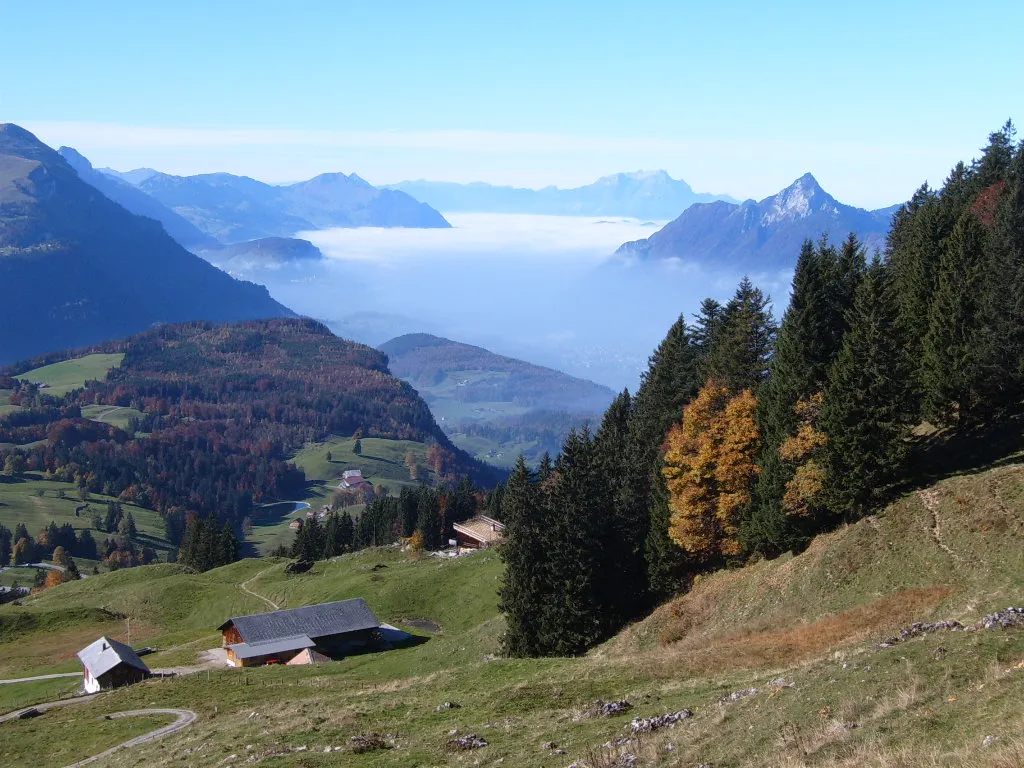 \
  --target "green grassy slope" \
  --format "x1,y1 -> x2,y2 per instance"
0,387 -> 19,416
16,353 -> 125,396
0,475 -> 173,558
1,464 -> 1021,767
248,436 -> 435,554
